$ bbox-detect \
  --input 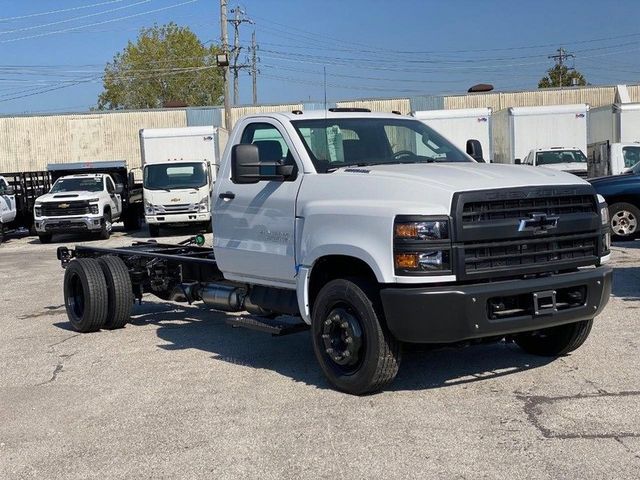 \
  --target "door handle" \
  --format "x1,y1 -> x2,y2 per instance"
218,192 -> 235,200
